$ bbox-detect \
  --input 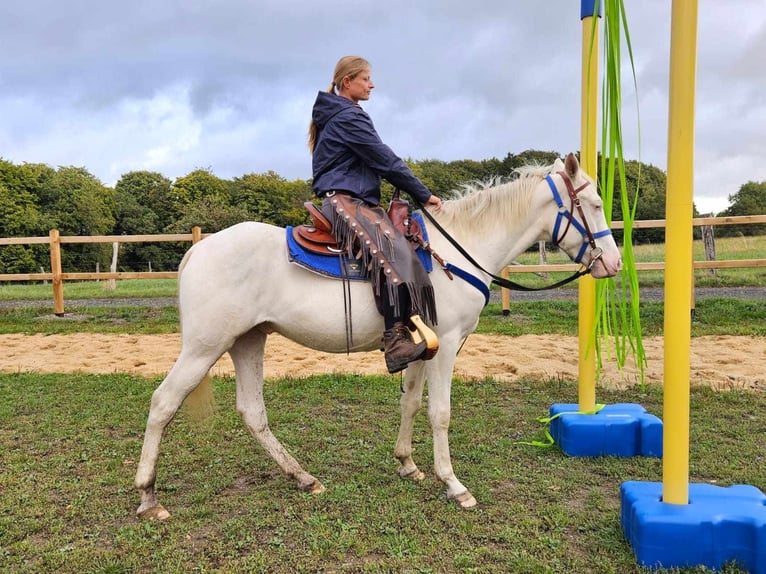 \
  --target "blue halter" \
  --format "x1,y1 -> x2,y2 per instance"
544,172 -> 612,267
